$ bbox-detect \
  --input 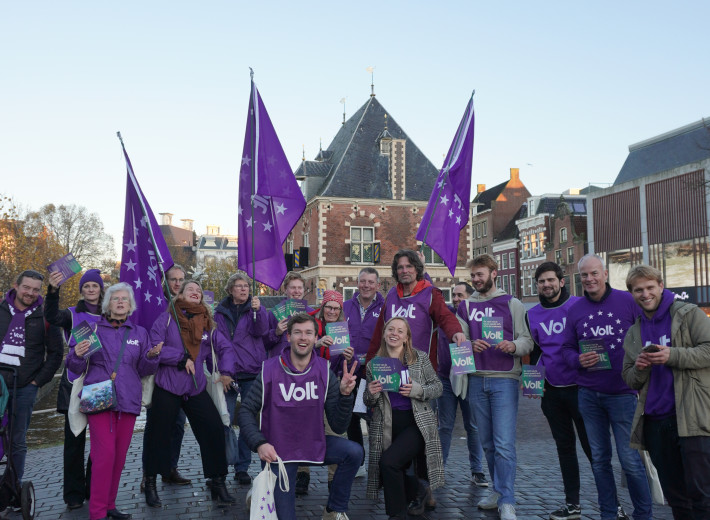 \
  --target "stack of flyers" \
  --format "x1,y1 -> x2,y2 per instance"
449,341 -> 476,375
370,356 -> 404,392
71,320 -> 102,358
203,290 -> 215,309
325,321 -> 350,356
579,339 -> 612,371
481,316 -> 504,345
271,299 -> 308,321
47,253 -> 82,286
521,365 -> 545,397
